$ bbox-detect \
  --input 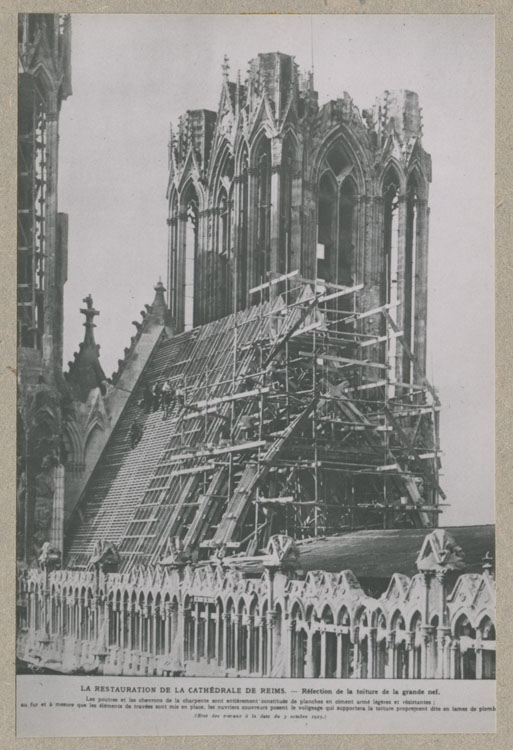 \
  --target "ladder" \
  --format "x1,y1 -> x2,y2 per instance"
334,394 -> 434,526
212,397 -> 320,547
181,466 -> 228,550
